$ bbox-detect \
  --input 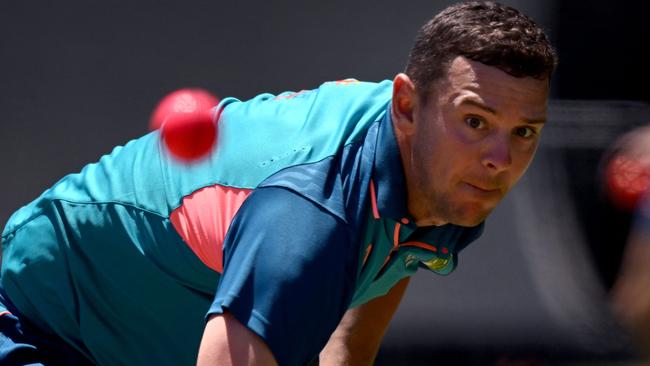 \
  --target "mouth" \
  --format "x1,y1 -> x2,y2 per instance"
463,182 -> 502,197
466,181 -> 499,191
